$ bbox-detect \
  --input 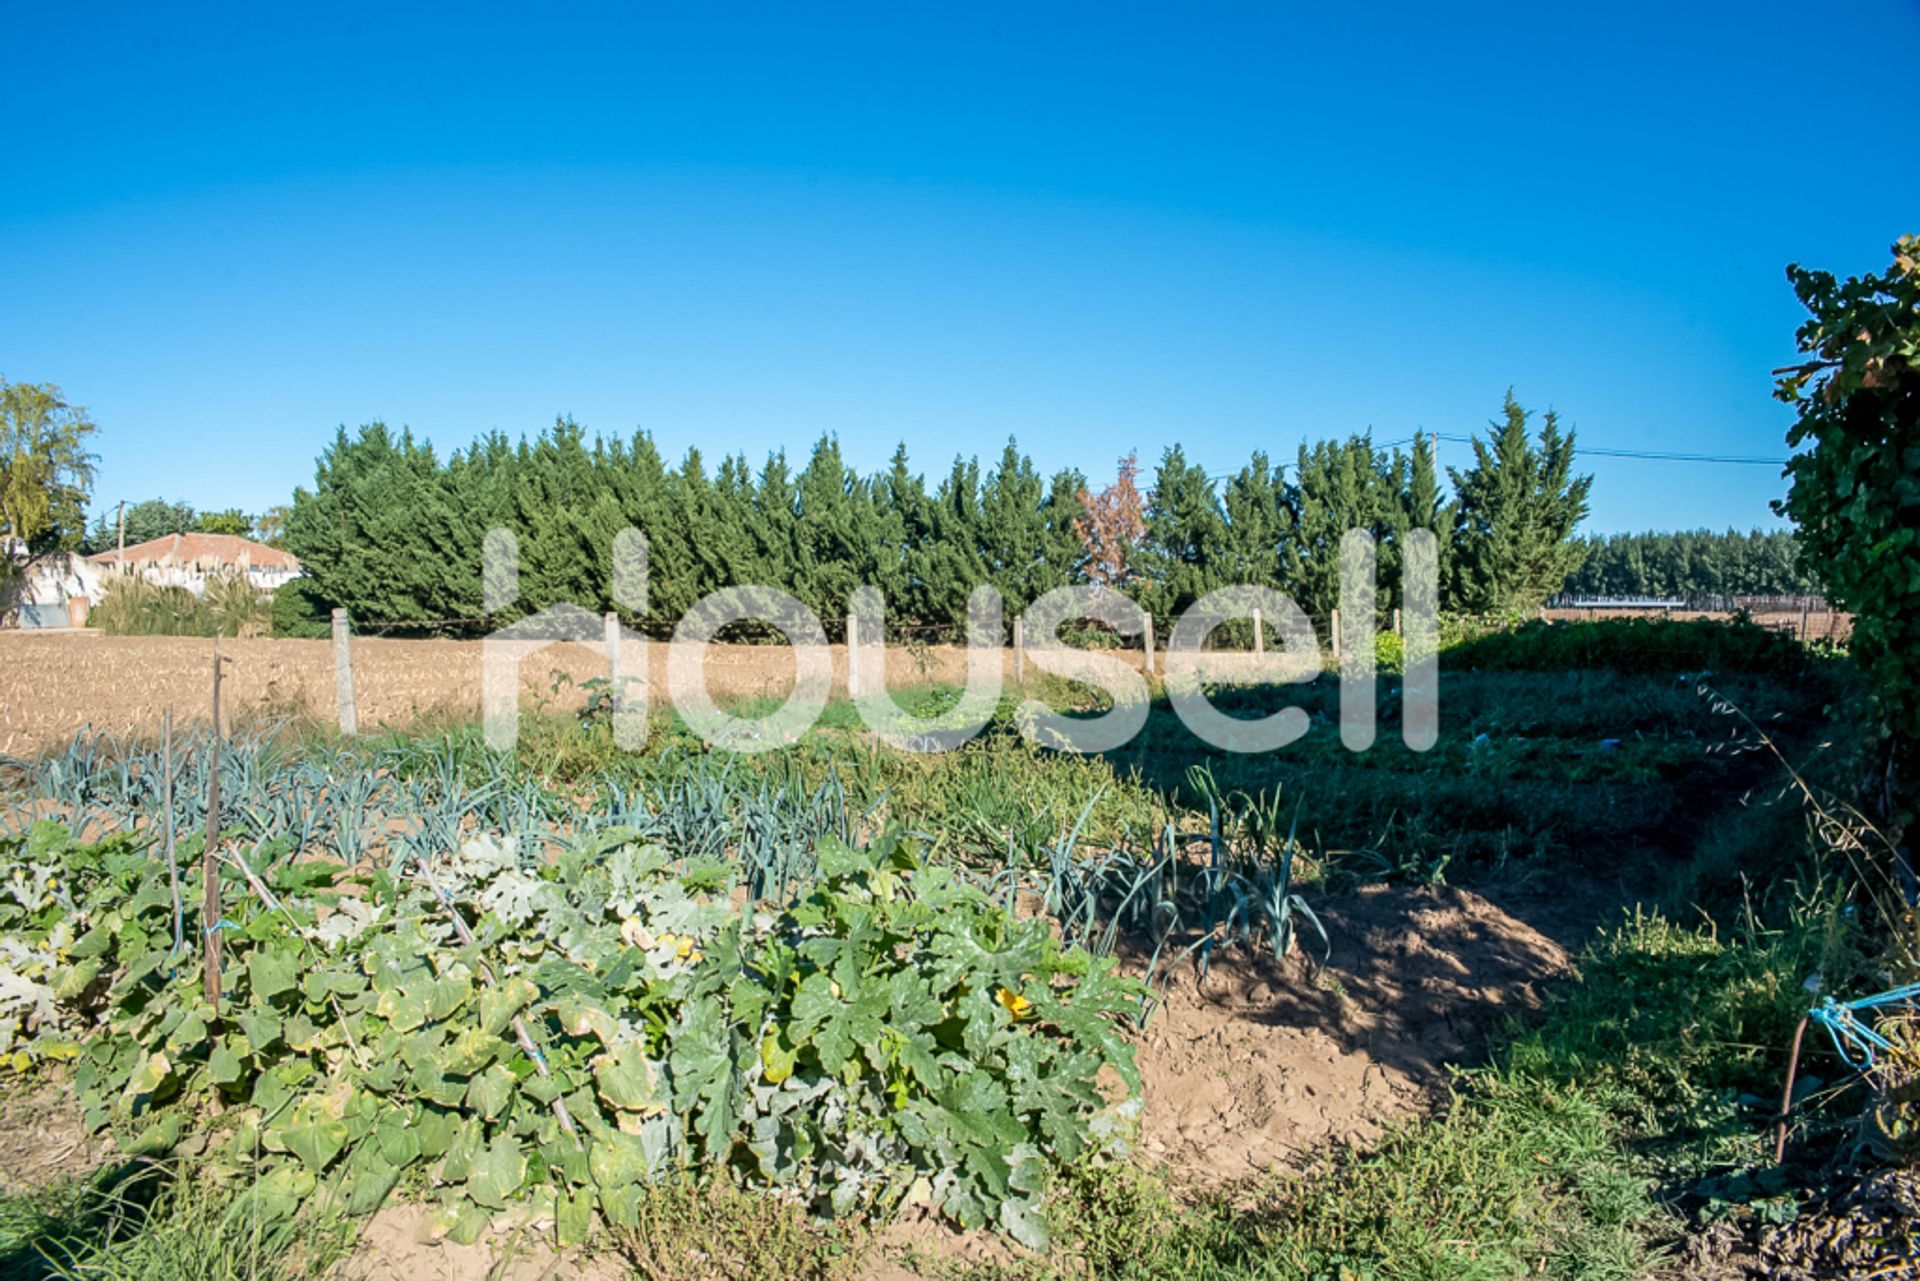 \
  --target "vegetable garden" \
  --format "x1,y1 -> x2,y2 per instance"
0,621 -> 1911,1280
